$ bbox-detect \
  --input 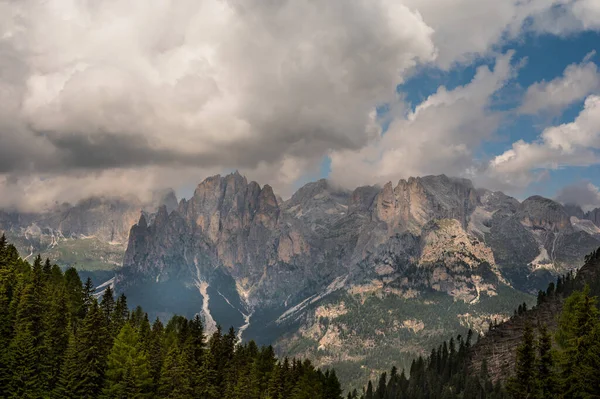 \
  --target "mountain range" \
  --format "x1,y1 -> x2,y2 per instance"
2,172 -> 600,387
